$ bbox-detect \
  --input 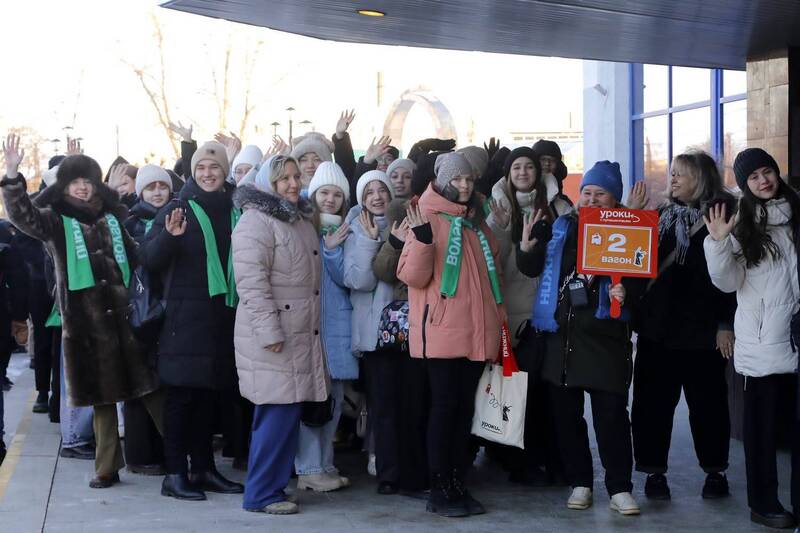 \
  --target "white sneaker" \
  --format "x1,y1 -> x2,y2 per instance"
325,471 -> 350,487
367,454 -> 376,477
296,473 -> 344,492
567,487 -> 593,510
609,492 -> 640,515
